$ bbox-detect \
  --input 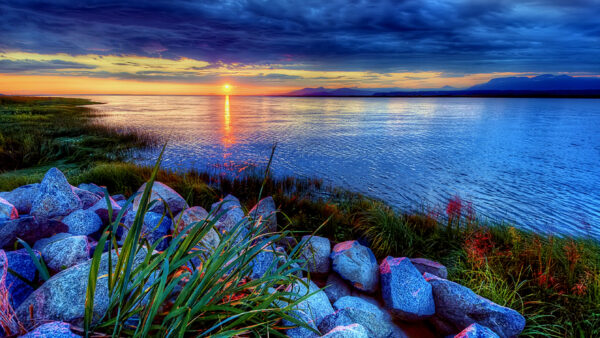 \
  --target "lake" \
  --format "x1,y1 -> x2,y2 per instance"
83,95 -> 600,238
